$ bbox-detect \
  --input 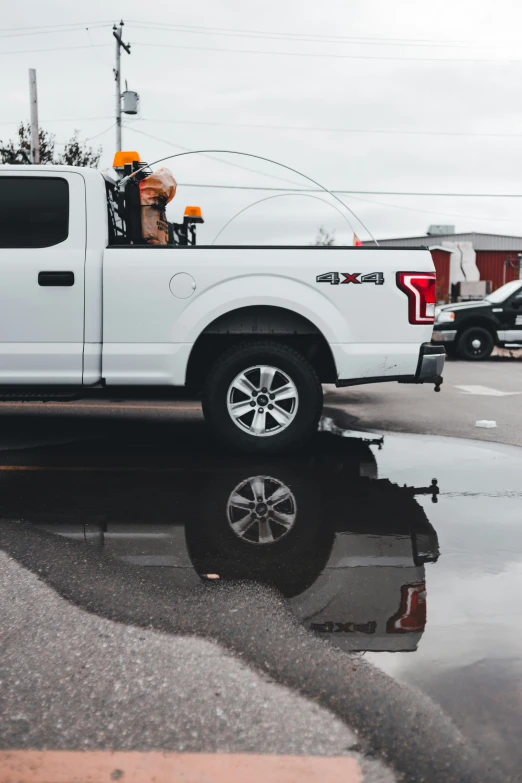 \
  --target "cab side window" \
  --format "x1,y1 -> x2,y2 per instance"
0,177 -> 69,248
